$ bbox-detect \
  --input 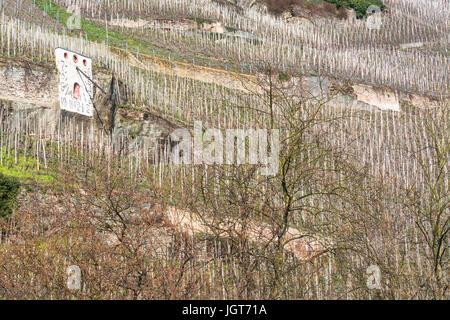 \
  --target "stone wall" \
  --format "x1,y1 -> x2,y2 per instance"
0,57 -> 176,147
279,74 -> 442,112
0,56 -> 442,146
0,58 -> 60,133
